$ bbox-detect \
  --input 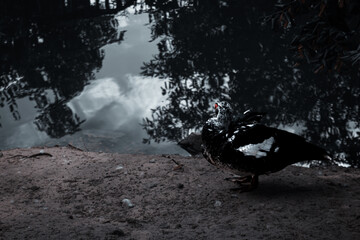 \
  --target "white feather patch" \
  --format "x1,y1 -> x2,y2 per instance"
227,135 -> 236,142
236,137 -> 275,158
